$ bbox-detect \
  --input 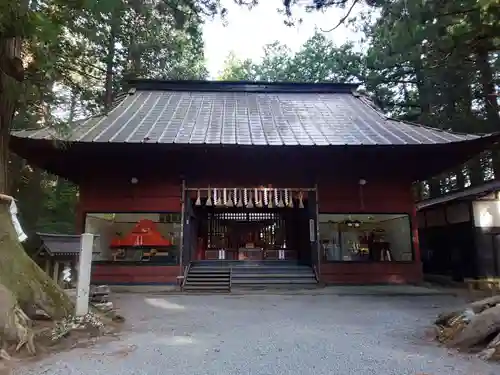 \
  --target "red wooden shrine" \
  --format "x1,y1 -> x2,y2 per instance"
10,79 -> 499,286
